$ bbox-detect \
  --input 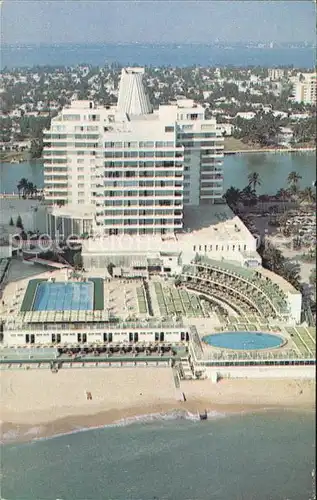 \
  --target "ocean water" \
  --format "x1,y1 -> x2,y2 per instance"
1,43 -> 315,69
1,152 -> 316,195
1,411 -> 315,500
